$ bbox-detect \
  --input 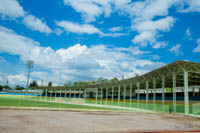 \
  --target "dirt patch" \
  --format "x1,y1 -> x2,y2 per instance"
0,110 -> 200,133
